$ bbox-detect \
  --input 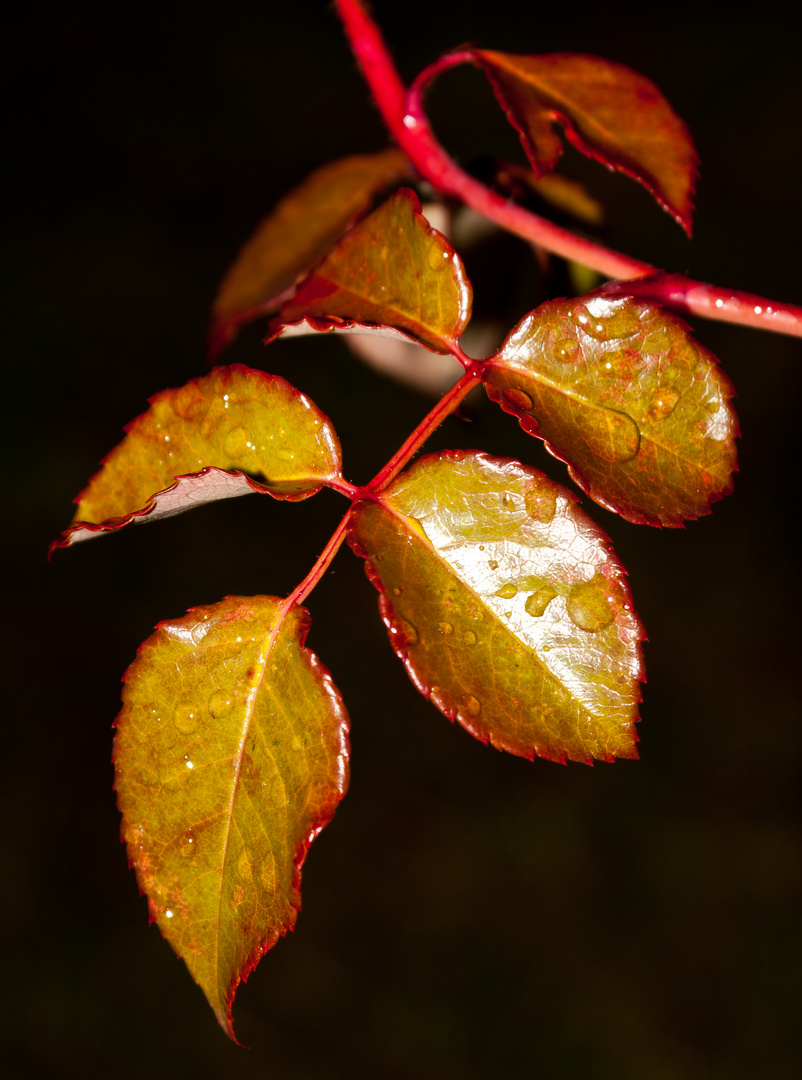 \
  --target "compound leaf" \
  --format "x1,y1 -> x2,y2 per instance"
55,365 -> 342,547
209,149 -> 412,358
349,451 -> 643,764
483,294 -> 738,527
474,50 -> 697,233
113,595 -> 349,1040
268,188 -> 473,354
